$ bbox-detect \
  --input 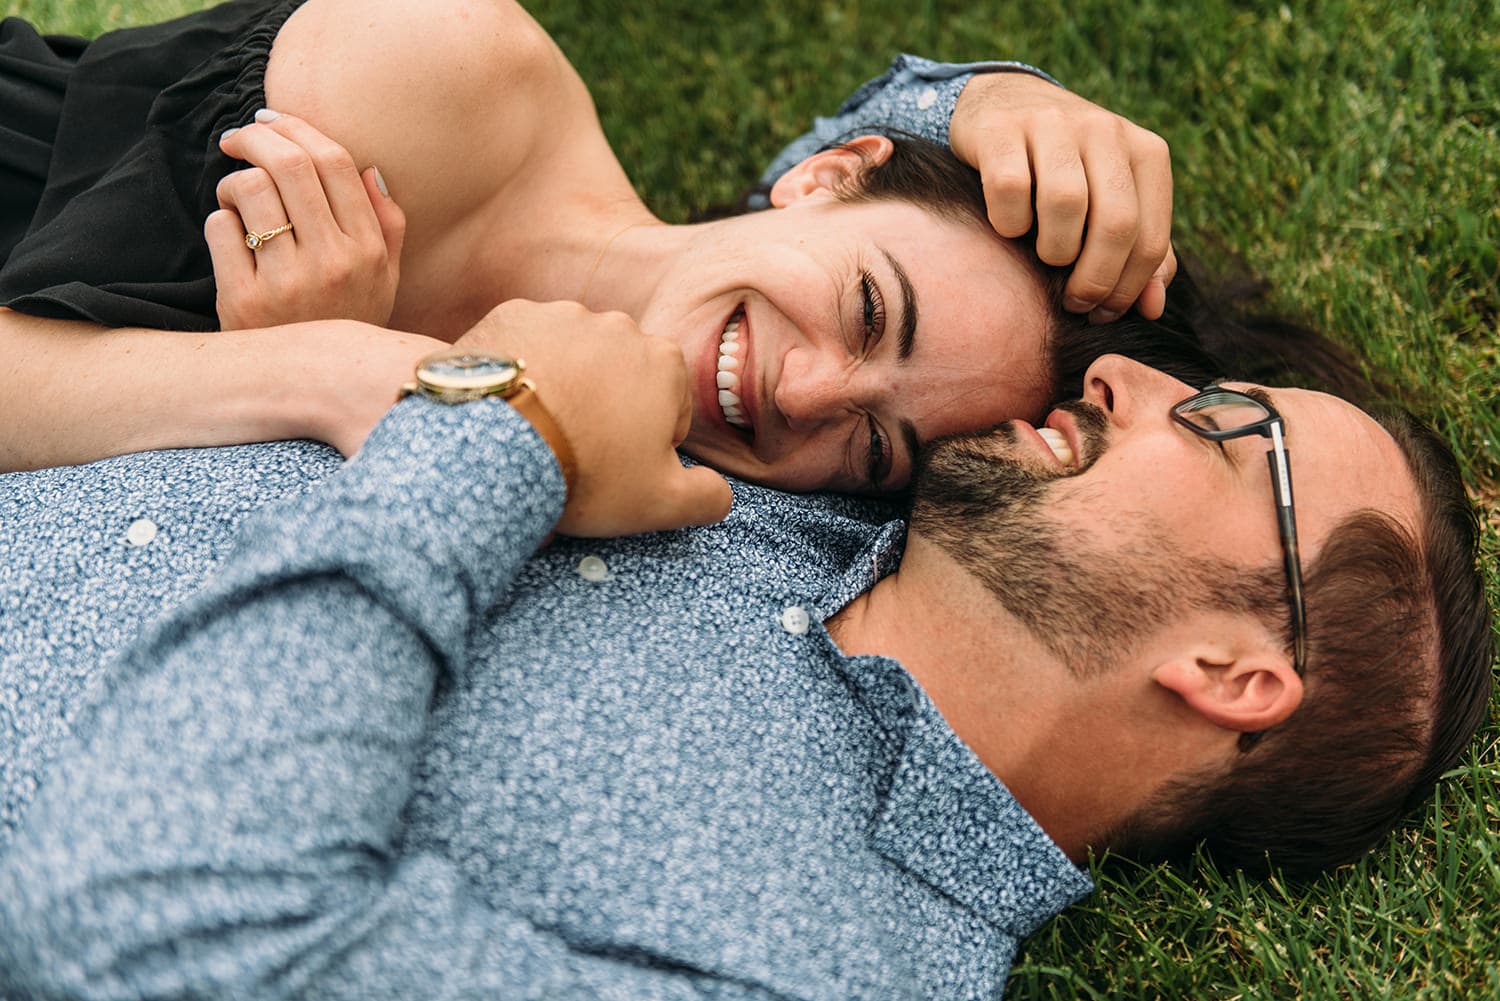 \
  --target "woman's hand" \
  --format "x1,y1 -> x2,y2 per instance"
447,300 -> 733,537
949,72 -> 1176,323
209,111 -> 406,330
